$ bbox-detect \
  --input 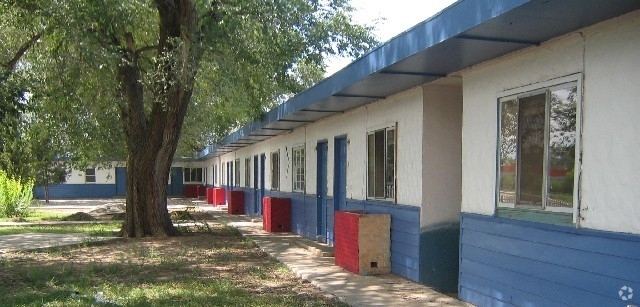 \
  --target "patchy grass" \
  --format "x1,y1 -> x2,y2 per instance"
0,223 -> 121,236
0,223 -> 346,307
